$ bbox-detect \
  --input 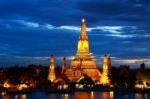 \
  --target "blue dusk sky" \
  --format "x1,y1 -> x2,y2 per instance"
0,0 -> 150,68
